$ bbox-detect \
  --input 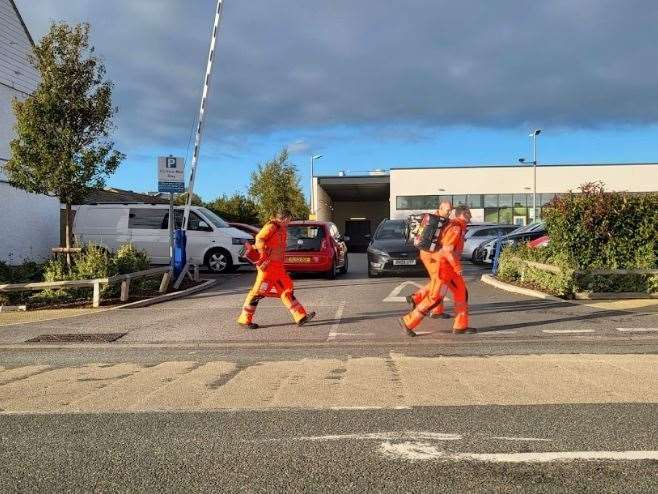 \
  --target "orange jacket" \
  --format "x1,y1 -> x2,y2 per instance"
255,220 -> 287,266
439,218 -> 467,273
